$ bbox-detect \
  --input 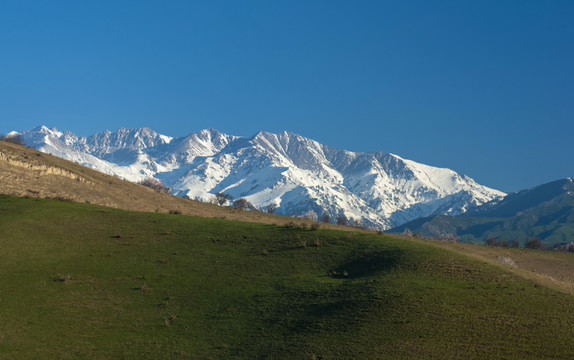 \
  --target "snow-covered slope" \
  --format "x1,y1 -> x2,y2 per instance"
15,126 -> 505,229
